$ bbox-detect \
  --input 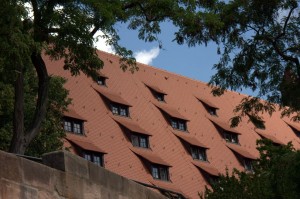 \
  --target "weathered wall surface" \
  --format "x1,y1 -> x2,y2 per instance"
0,150 -> 167,199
